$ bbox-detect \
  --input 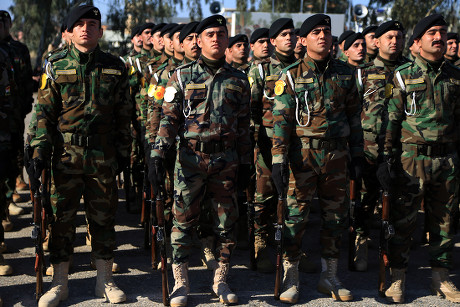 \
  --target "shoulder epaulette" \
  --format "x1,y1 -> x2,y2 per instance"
281,59 -> 301,74
48,48 -> 68,63
395,62 -> 412,72
176,60 -> 196,71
